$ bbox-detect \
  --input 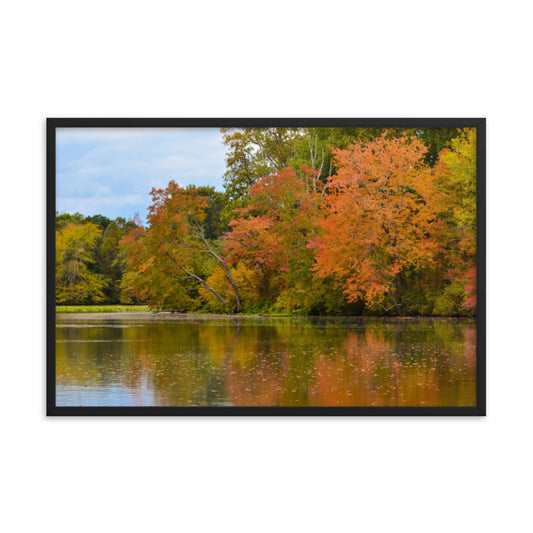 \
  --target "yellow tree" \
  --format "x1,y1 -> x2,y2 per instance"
433,128 -> 477,309
56,222 -> 106,304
